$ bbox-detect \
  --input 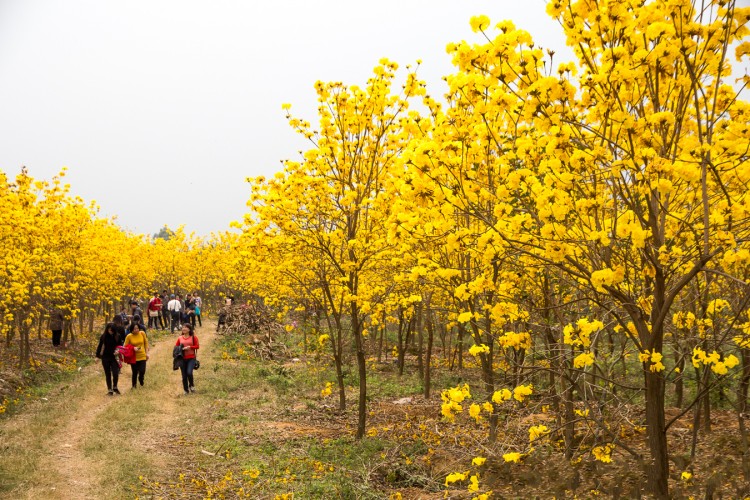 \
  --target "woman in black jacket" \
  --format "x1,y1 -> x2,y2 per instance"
96,323 -> 121,395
